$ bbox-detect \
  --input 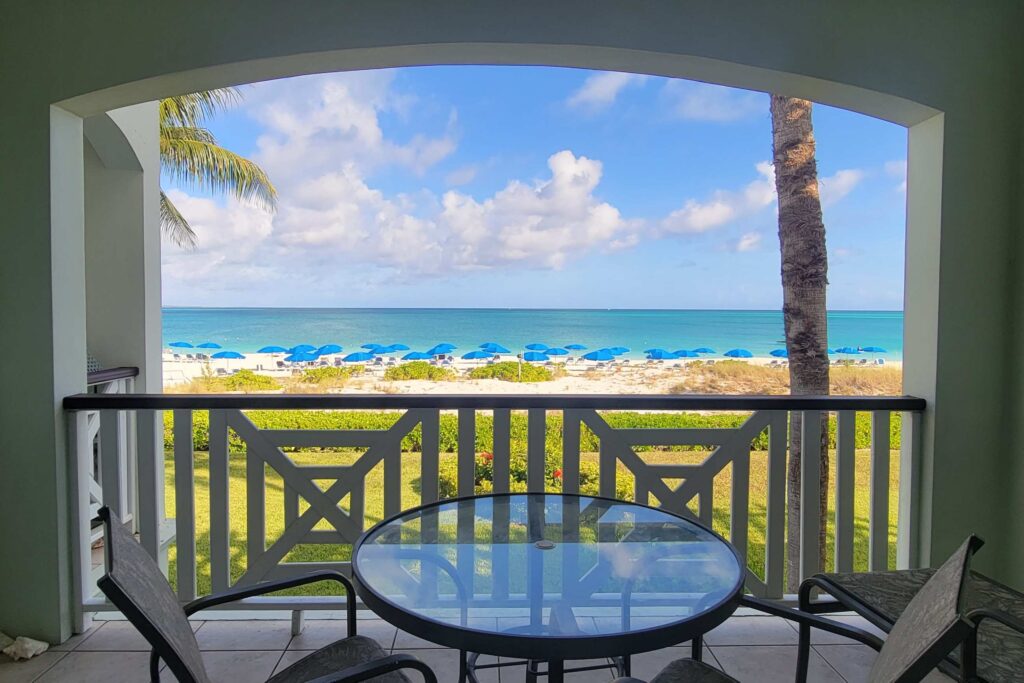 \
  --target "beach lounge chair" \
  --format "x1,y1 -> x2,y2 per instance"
215,368 -> 227,376
95,507 -> 437,683
276,361 -> 286,369
613,536 -> 1000,683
